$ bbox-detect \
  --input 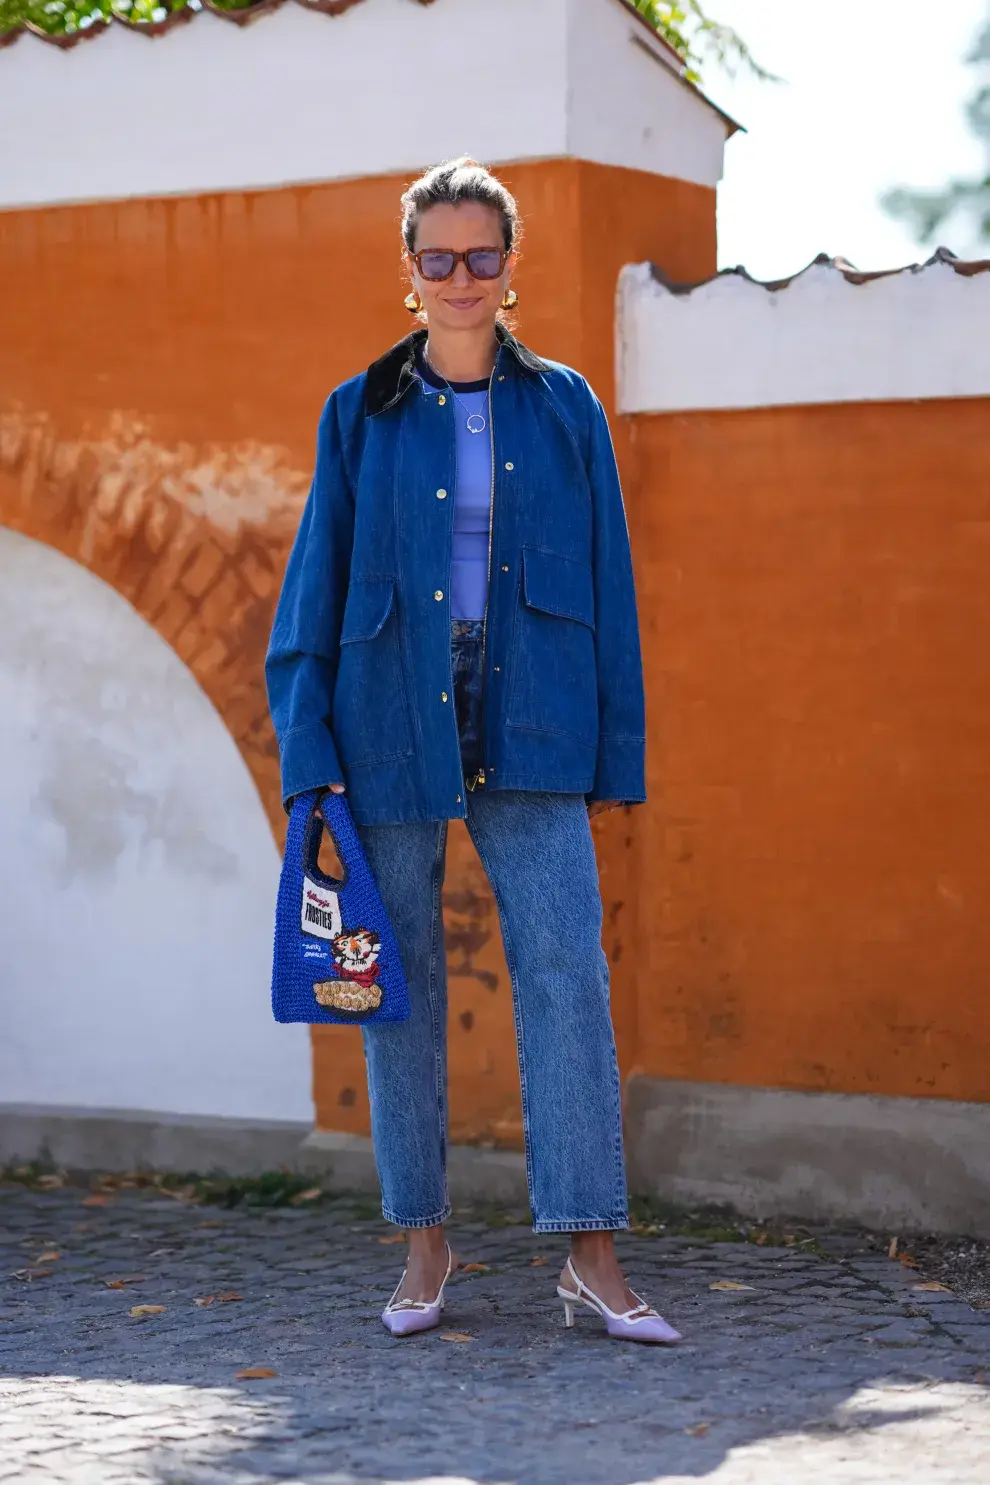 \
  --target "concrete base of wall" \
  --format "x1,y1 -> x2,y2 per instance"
7,1086 -> 988,1237
0,1104 -> 312,1179
625,1076 -> 990,1237
0,1104 -> 531,1210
